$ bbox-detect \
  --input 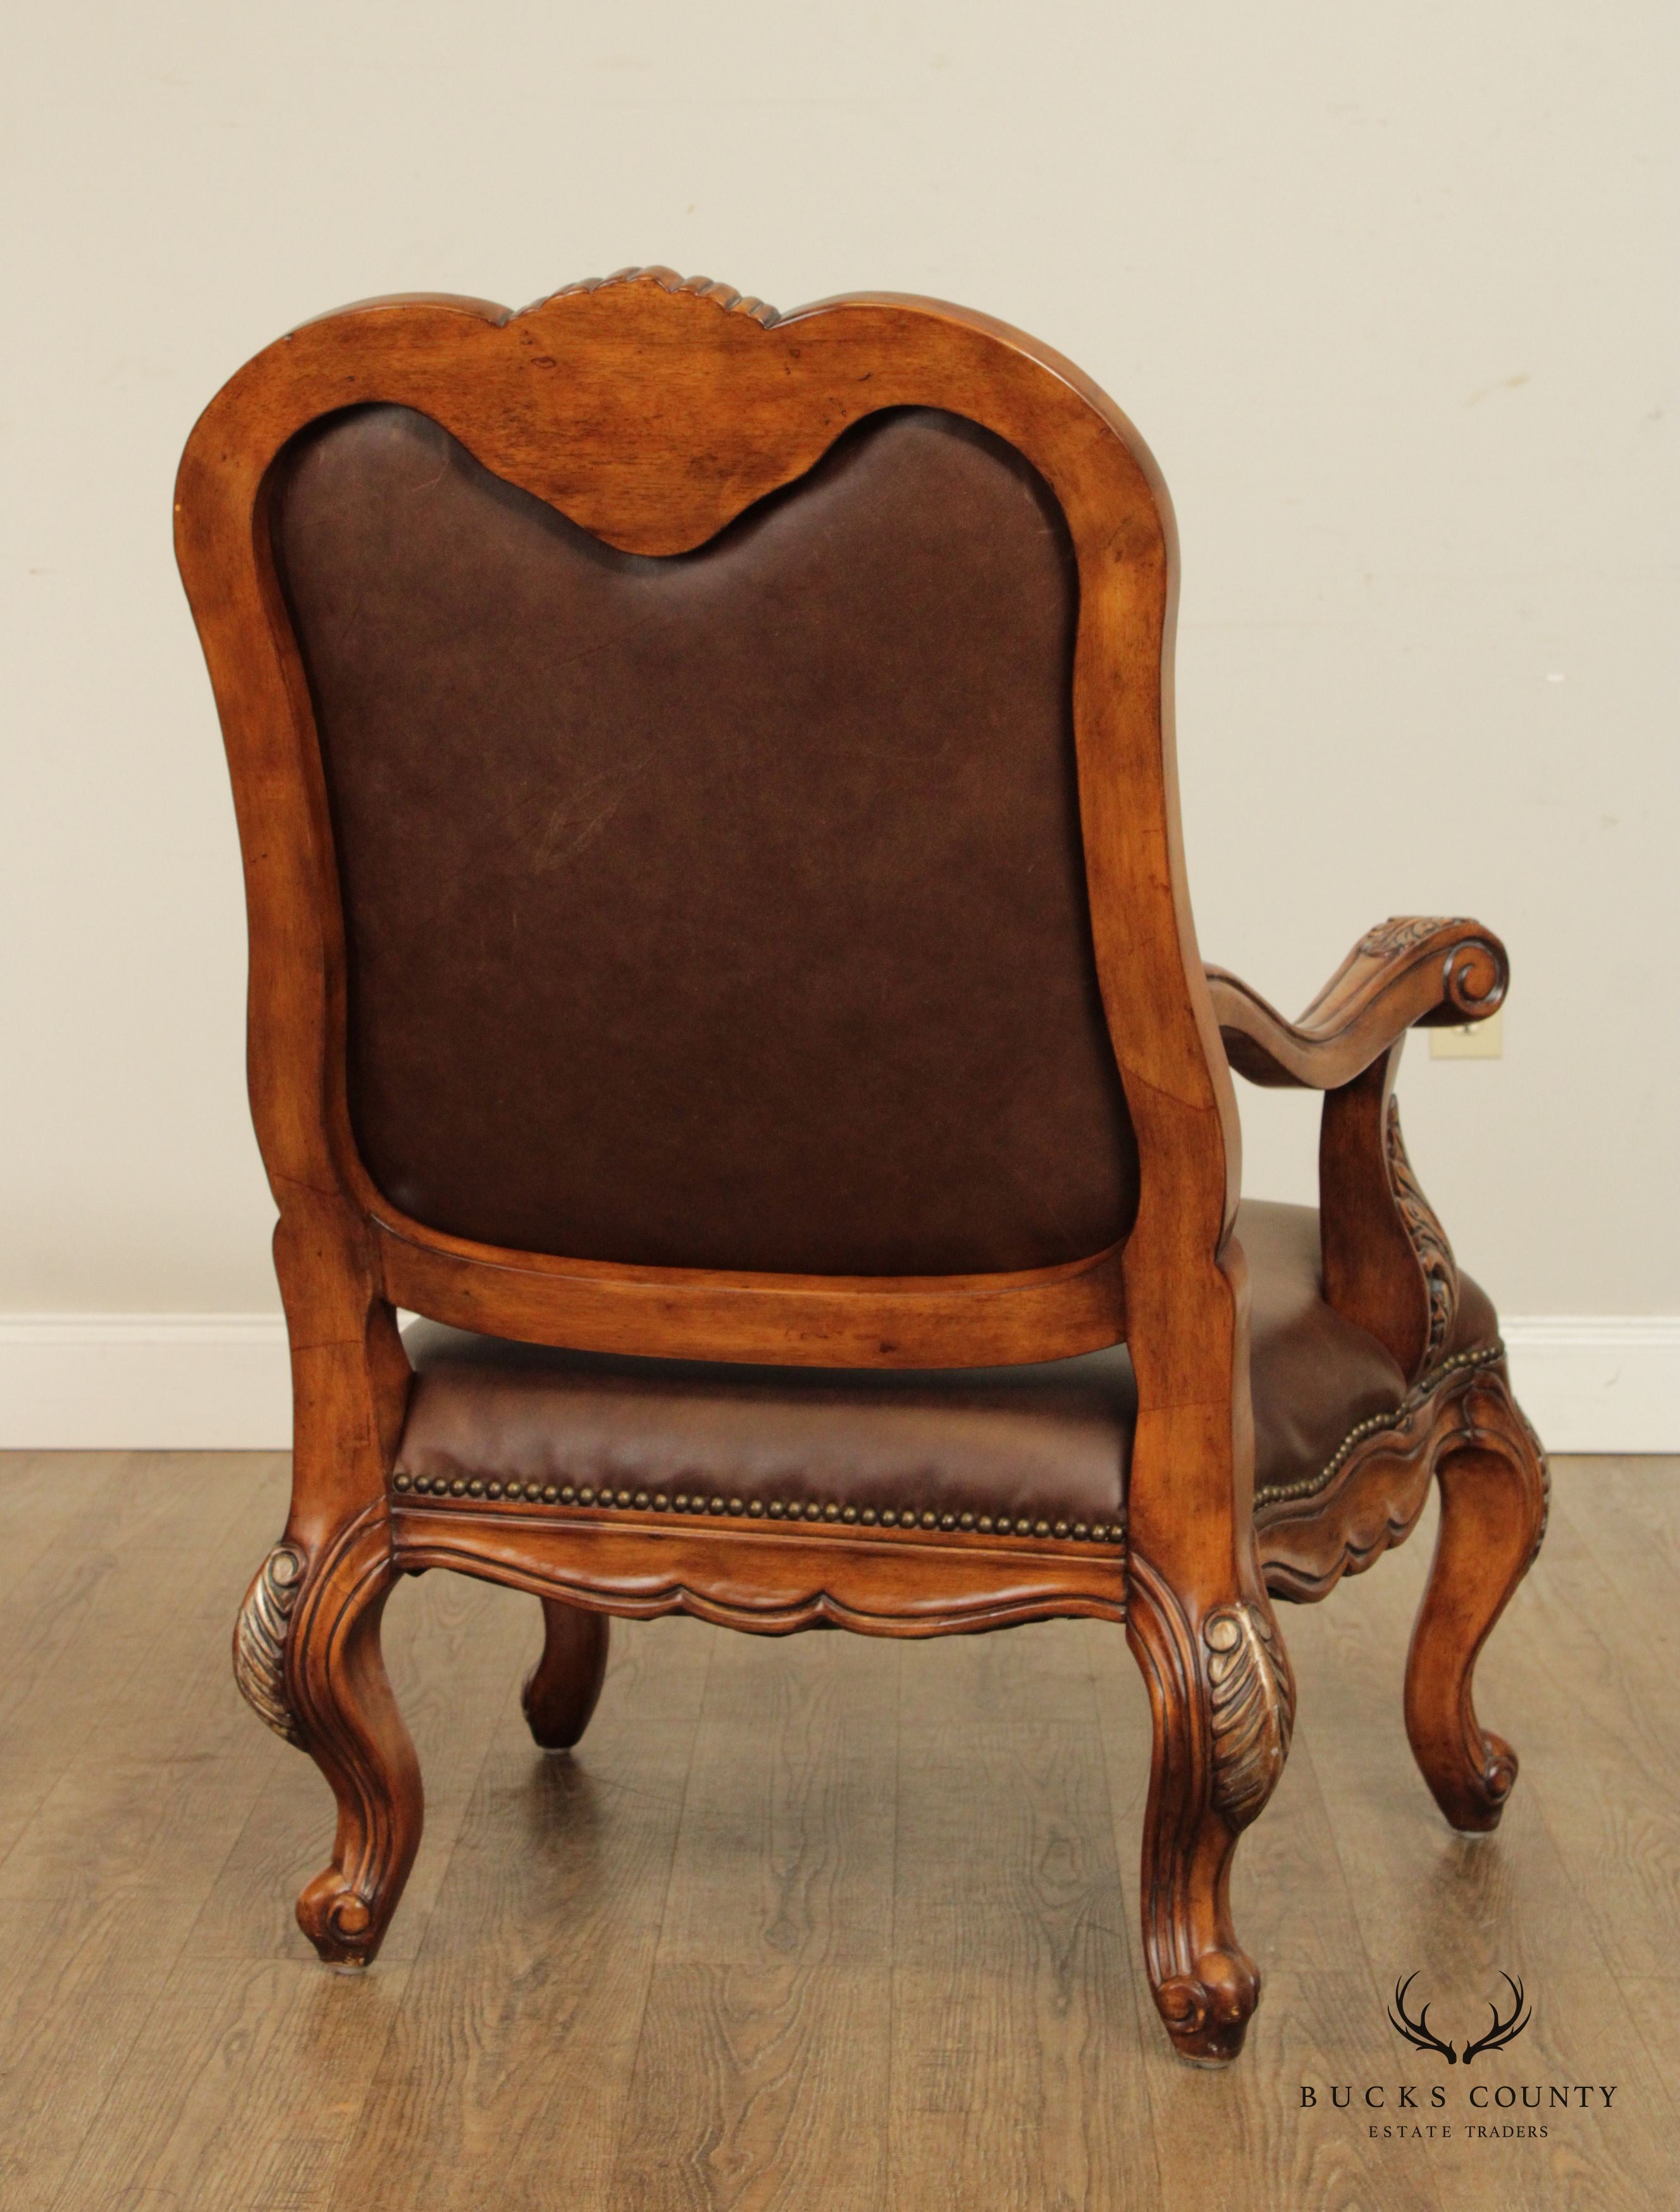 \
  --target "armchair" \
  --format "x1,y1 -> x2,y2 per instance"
178,269 -> 1546,2067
